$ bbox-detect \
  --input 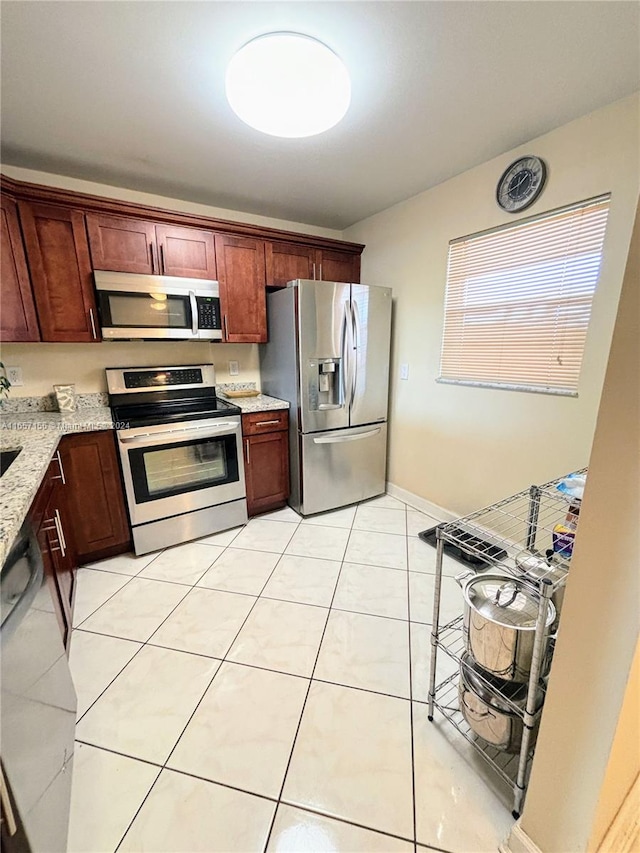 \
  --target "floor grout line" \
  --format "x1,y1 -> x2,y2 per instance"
406,503 -> 419,849
71,498 -> 474,850
260,509 -> 357,852
111,538 -> 290,851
